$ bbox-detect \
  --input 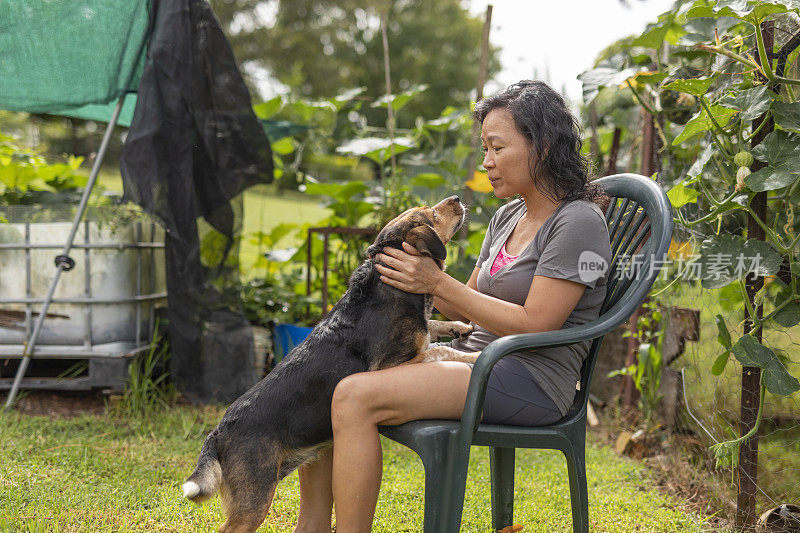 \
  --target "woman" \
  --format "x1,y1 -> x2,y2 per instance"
293,80 -> 612,533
